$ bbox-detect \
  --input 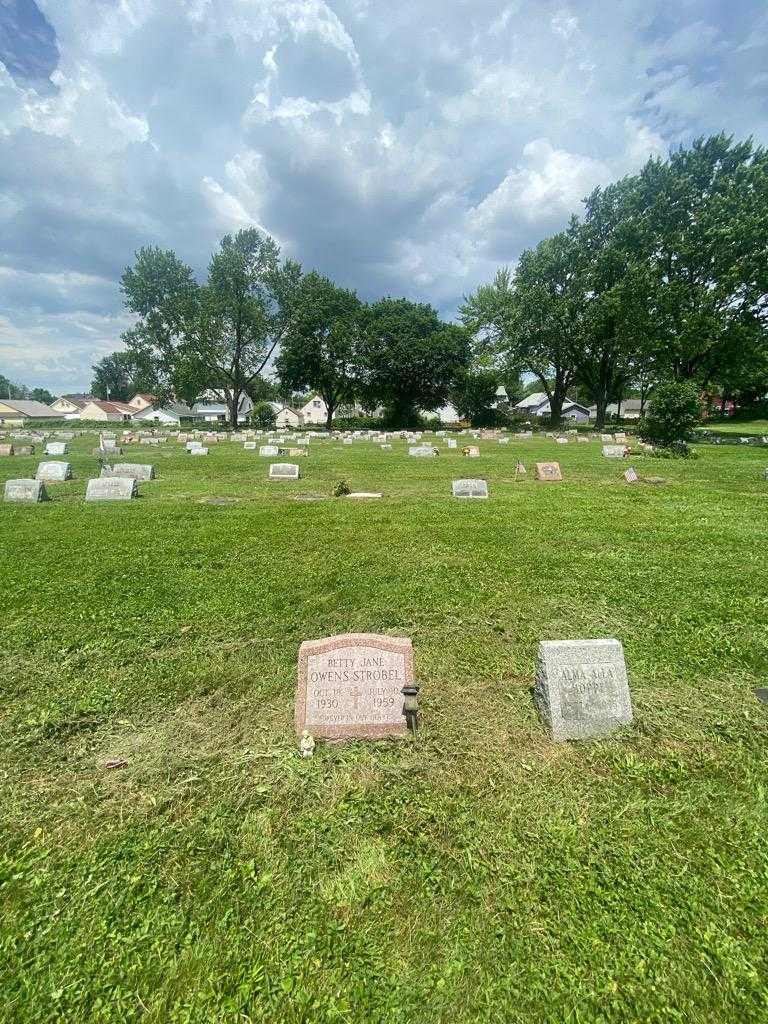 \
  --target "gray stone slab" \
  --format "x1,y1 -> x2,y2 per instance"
100,463 -> 155,481
259,445 -> 279,456
452,479 -> 488,499
85,477 -> 138,501
295,633 -> 412,740
269,463 -> 300,480
35,461 -> 72,482
44,442 -> 67,455
602,444 -> 626,458
4,478 -> 49,502
534,639 -> 633,741
534,461 -> 562,481
409,445 -> 437,457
